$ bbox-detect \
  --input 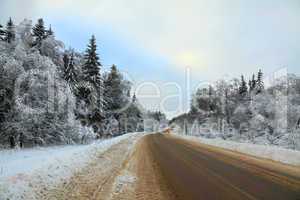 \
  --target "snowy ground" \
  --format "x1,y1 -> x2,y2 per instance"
172,134 -> 300,166
0,132 -> 144,200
